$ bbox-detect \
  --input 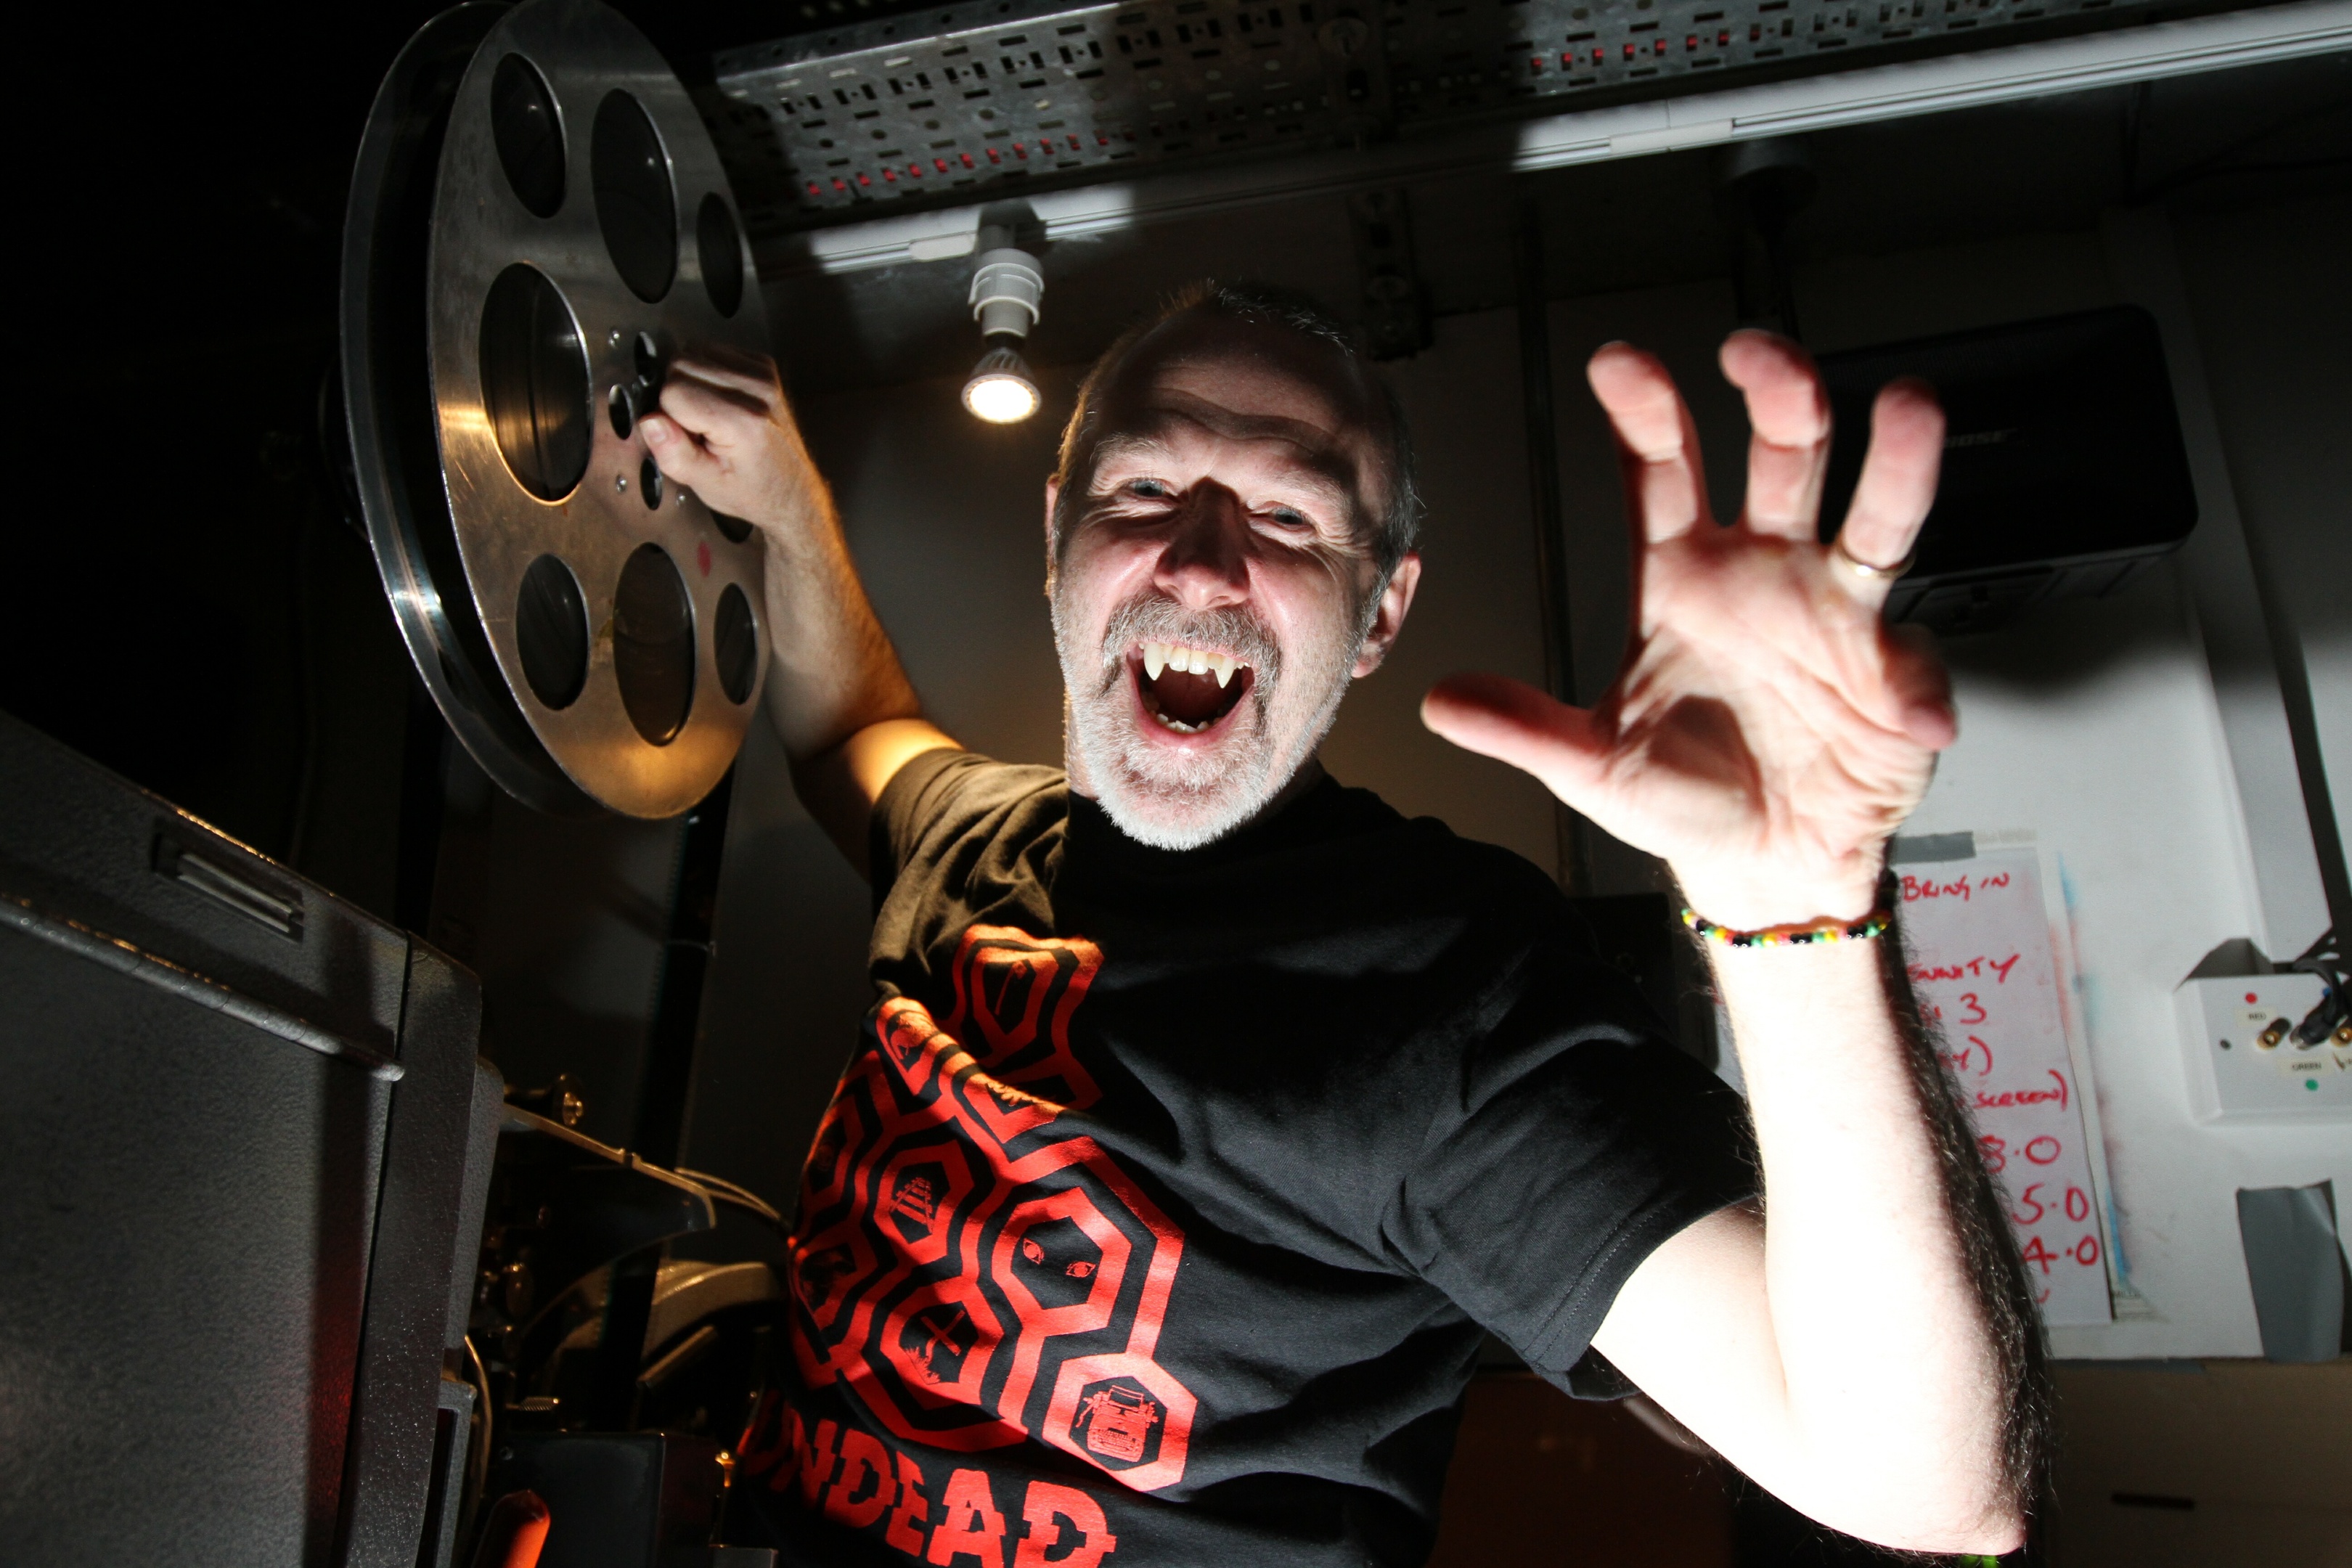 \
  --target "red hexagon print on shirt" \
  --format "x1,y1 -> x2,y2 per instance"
785,926 -> 1197,1493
